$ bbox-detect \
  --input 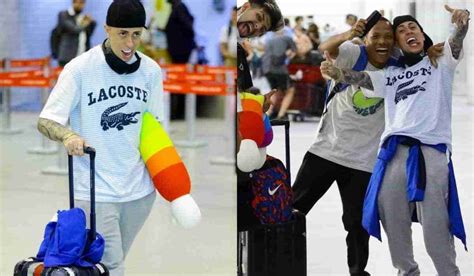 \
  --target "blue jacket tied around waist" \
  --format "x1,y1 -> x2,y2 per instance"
362,135 -> 467,250
36,208 -> 105,267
